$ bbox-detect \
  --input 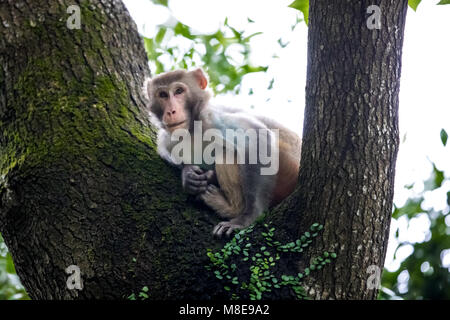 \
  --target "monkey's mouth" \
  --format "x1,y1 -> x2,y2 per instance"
166,120 -> 187,129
